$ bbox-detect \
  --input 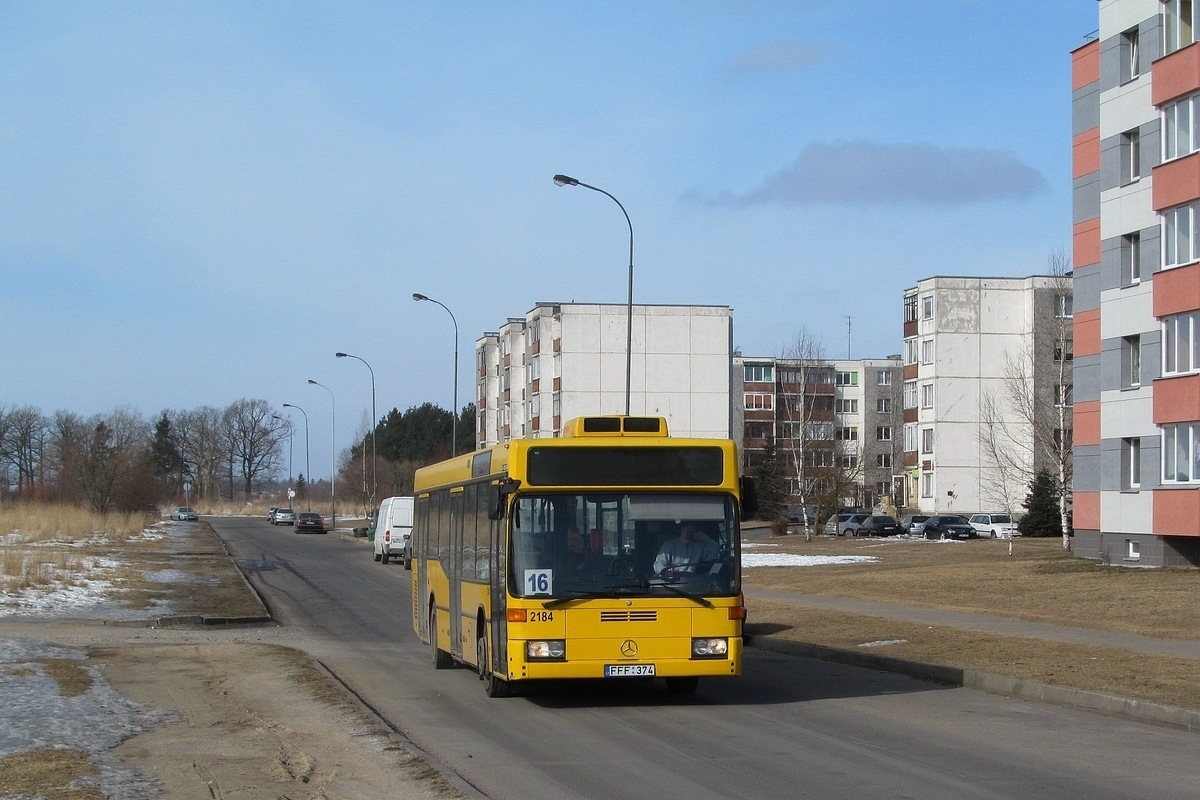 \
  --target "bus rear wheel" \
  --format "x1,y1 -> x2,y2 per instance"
430,608 -> 452,669
477,632 -> 511,698
665,676 -> 699,695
